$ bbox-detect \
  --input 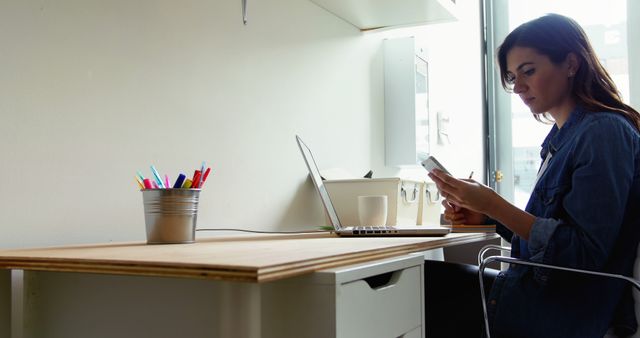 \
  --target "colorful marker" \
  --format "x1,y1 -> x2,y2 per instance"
182,179 -> 193,189
199,167 -> 211,188
150,165 -> 165,188
191,170 -> 202,189
143,178 -> 154,189
136,171 -> 146,182
136,164 -> 212,191
173,173 -> 186,188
